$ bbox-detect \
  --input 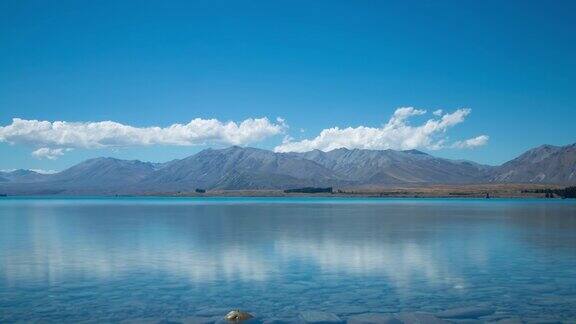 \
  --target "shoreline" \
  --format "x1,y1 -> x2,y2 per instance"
2,184 -> 572,199
142,183 -> 570,199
